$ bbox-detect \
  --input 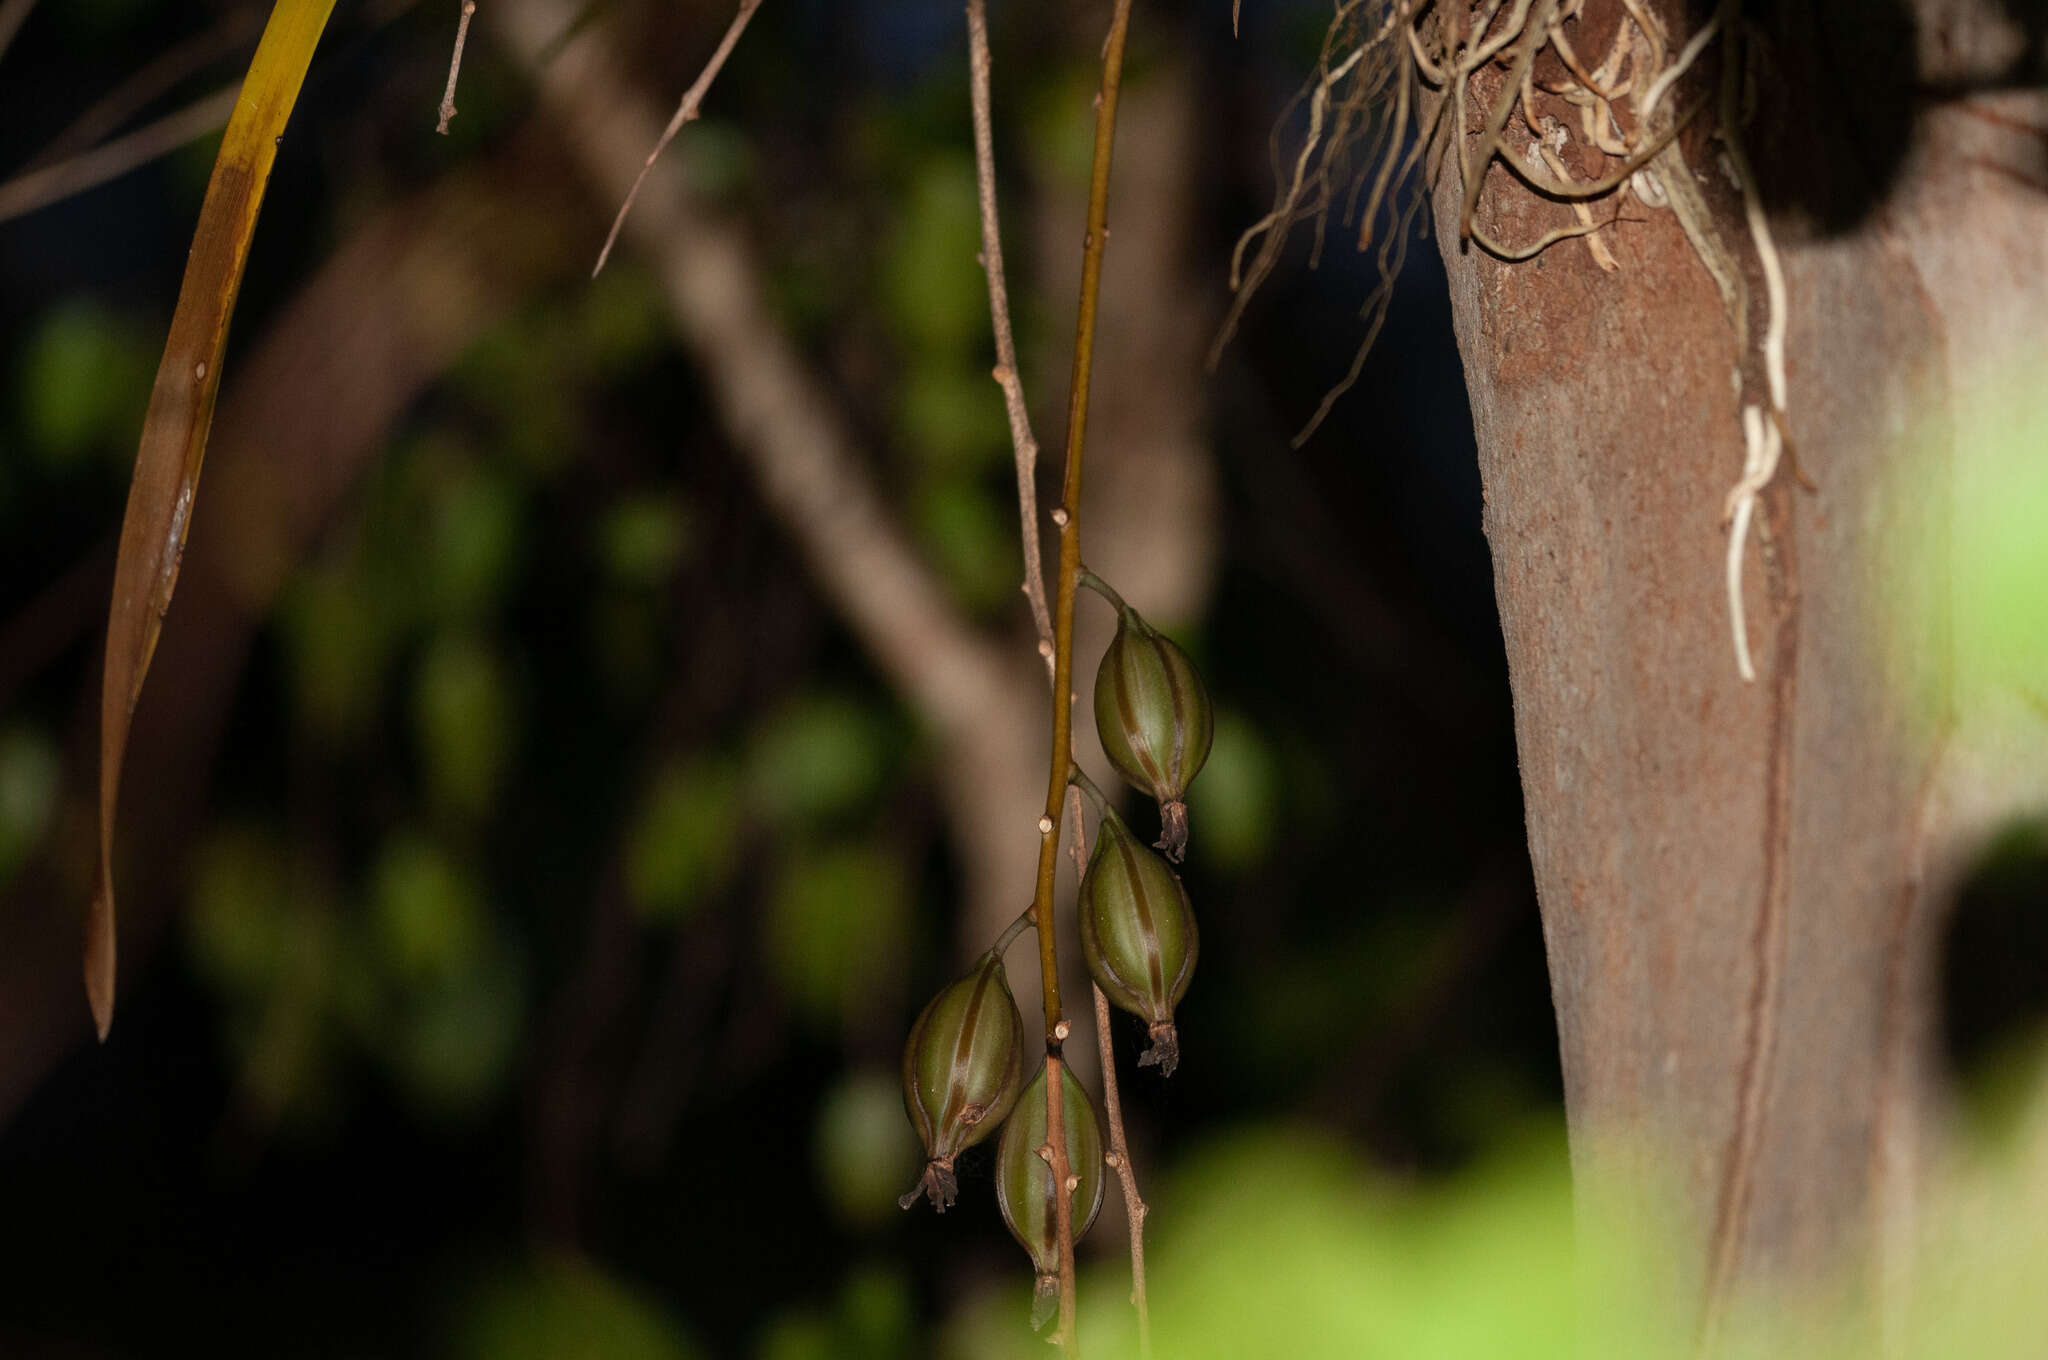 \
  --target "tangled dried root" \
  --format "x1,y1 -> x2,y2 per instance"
1221,0 -> 1792,680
